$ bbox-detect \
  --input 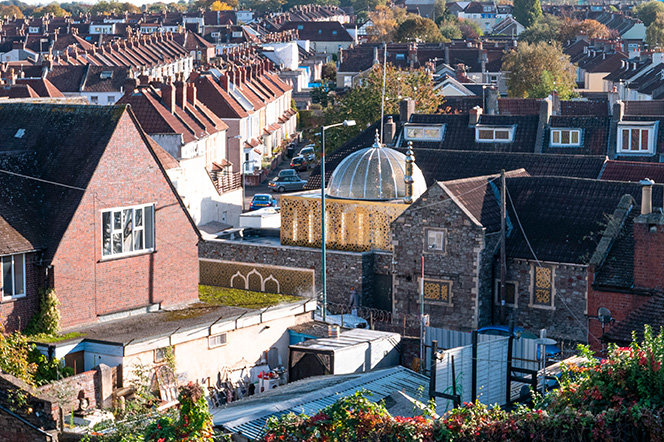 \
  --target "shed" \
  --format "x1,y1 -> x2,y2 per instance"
288,329 -> 401,382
